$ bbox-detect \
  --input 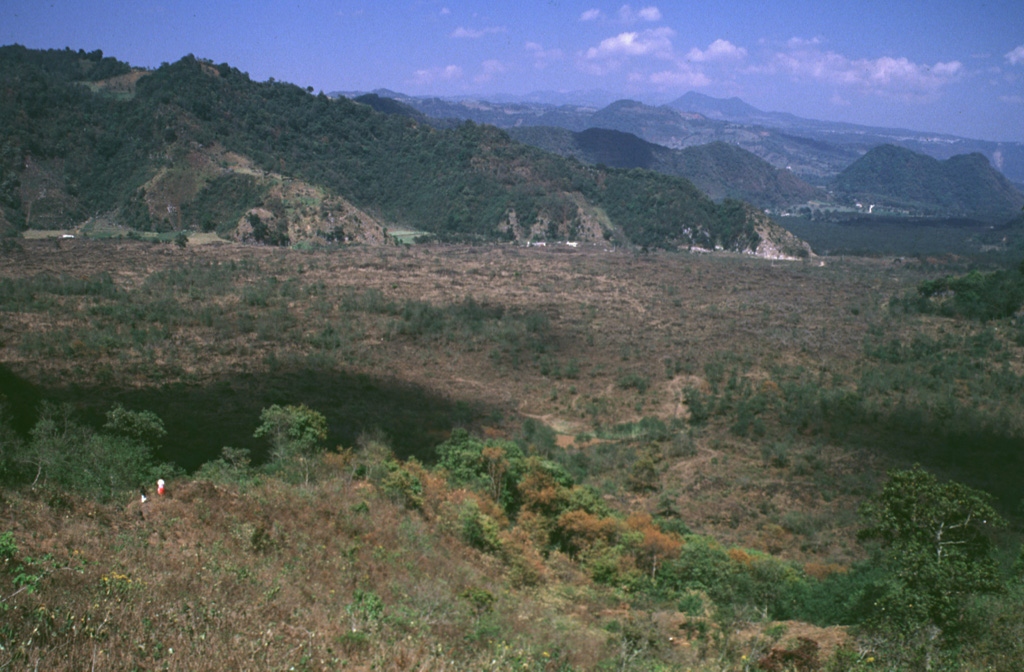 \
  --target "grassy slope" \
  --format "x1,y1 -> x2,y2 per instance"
0,468 -> 608,671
